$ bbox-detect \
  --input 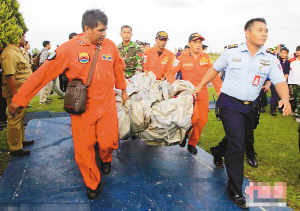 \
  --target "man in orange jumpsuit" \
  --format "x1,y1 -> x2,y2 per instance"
166,33 -> 222,154
143,31 -> 174,80
9,9 -> 129,200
